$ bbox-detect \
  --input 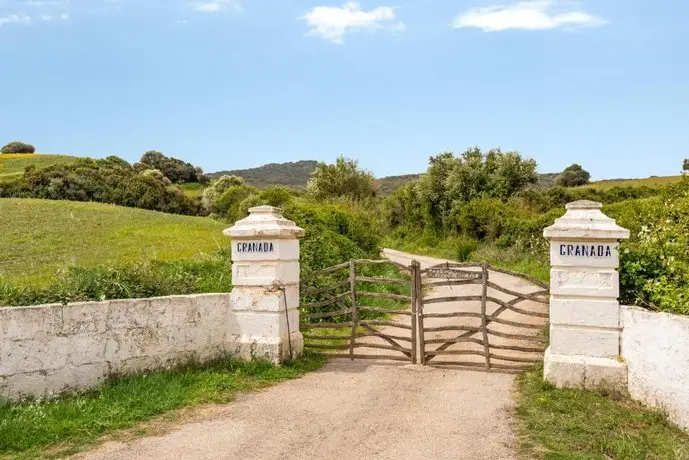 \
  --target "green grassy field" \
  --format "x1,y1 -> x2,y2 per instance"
0,199 -> 227,284
0,154 -> 79,181
584,175 -> 683,190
